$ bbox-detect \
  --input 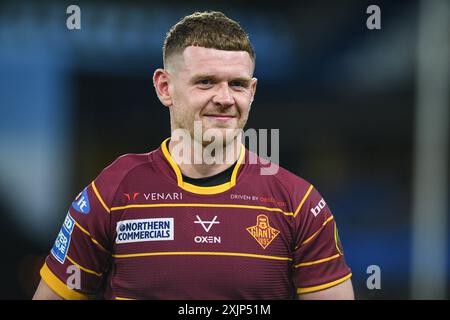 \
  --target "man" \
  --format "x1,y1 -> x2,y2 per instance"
33,11 -> 353,300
